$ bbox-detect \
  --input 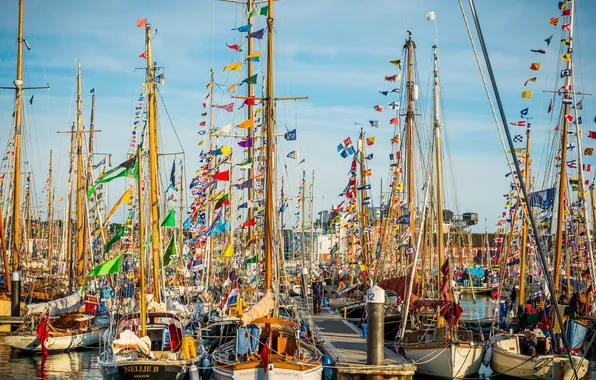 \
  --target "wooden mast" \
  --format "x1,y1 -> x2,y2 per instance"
12,0 -> 25,272
137,146 -> 147,337
591,185 -> 596,239
75,63 -> 85,286
47,150 -> 53,275
553,0 -> 575,297
81,88 -> 96,269
178,164 -> 185,284
309,170 -> 315,275
405,32 -> 416,251
264,0 -> 274,290
25,174 -> 31,264
300,171 -> 307,296
519,126 -> 531,307
358,130 -> 369,270
246,0 -> 256,264
145,21 -> 161,303
206,71 -> 215,290
432,45 -> 445,290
